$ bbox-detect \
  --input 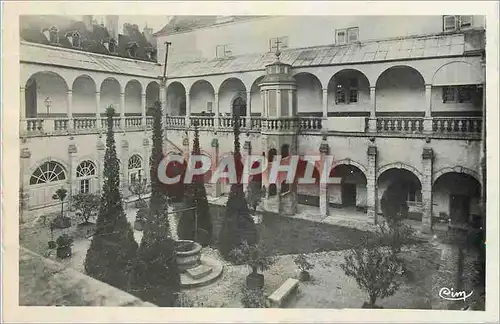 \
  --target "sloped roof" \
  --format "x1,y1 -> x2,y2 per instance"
21,41 -> 161,78
20,16 -> 156,62
167,33 -> 468,78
